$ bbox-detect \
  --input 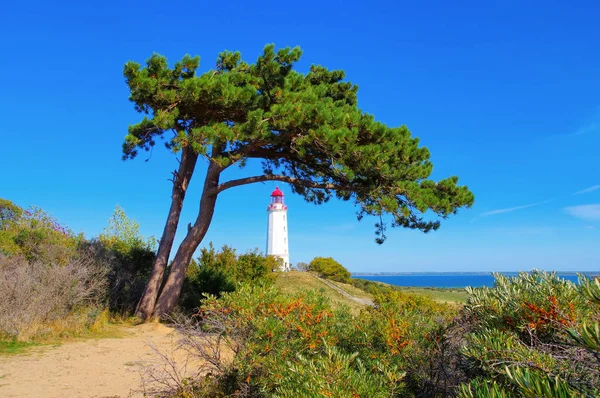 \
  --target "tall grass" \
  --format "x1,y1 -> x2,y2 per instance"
0,253 -> 109,341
